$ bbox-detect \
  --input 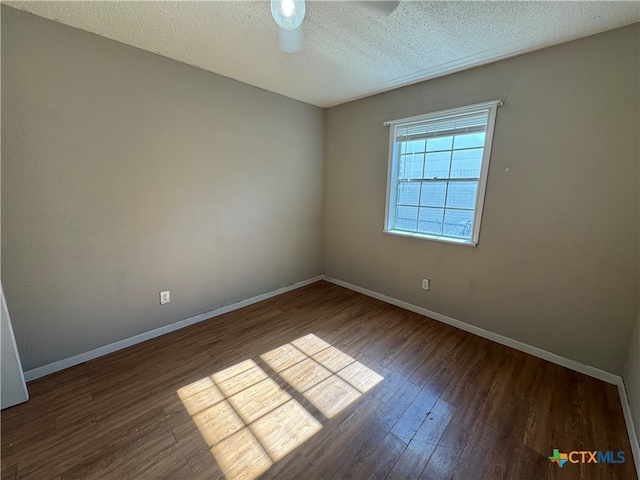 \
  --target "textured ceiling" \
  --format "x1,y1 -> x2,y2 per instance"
5,1 -> 640,107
